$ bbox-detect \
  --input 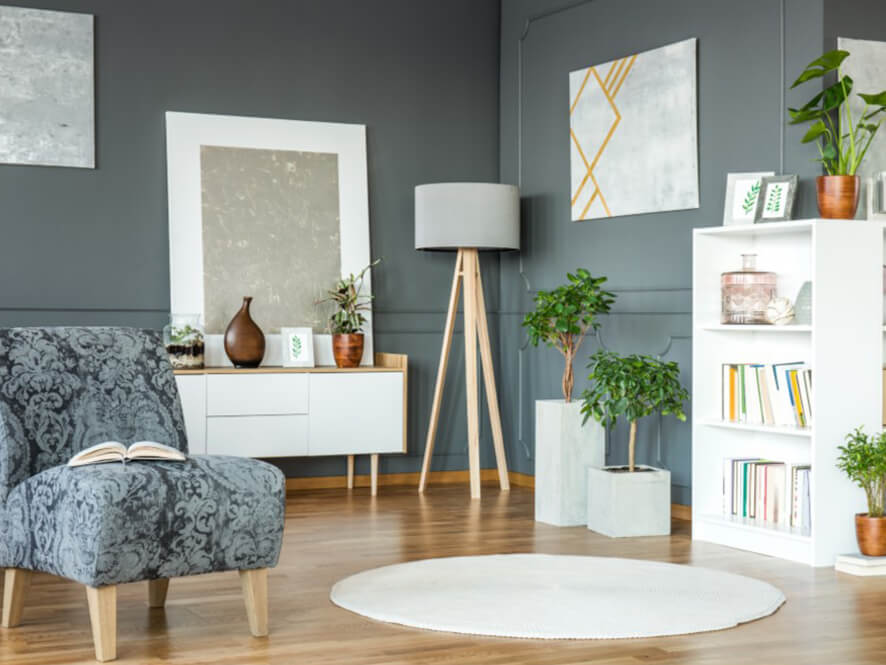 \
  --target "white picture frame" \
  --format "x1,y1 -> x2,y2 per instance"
165,111 -> 374,367
723,172 -> 774,226
865,175 -> 886,221
280,327 -> 315,368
